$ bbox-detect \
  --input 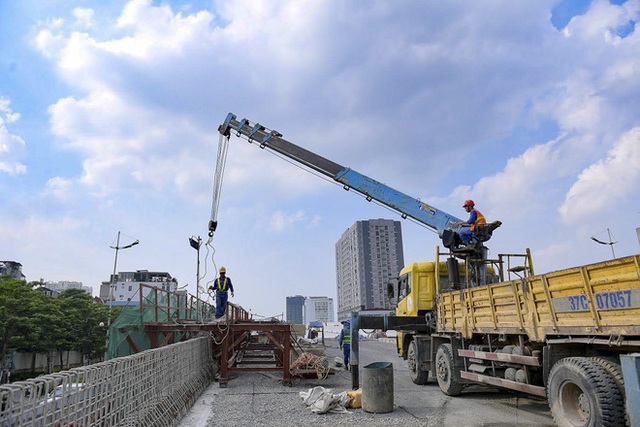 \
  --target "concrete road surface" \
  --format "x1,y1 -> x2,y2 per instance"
178,339 -> 555,427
